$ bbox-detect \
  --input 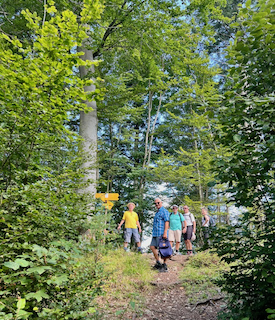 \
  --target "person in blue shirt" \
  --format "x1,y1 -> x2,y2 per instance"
150,198 -> 170,272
